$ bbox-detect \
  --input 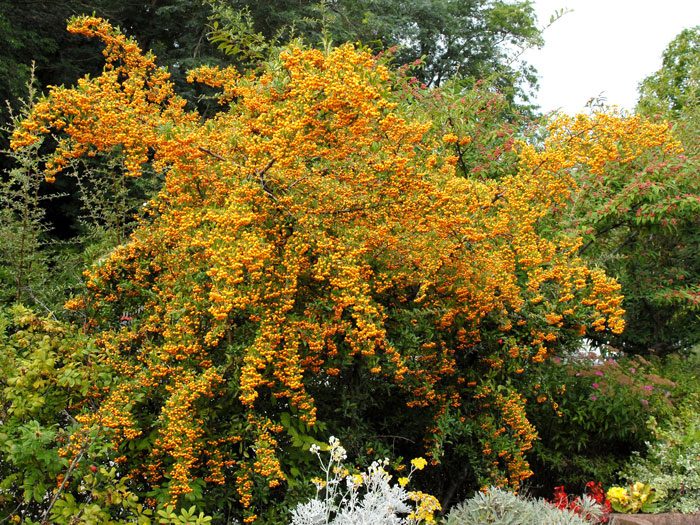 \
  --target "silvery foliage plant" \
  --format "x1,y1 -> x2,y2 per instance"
289,437 -> 438,525
445,487 -> 600,525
